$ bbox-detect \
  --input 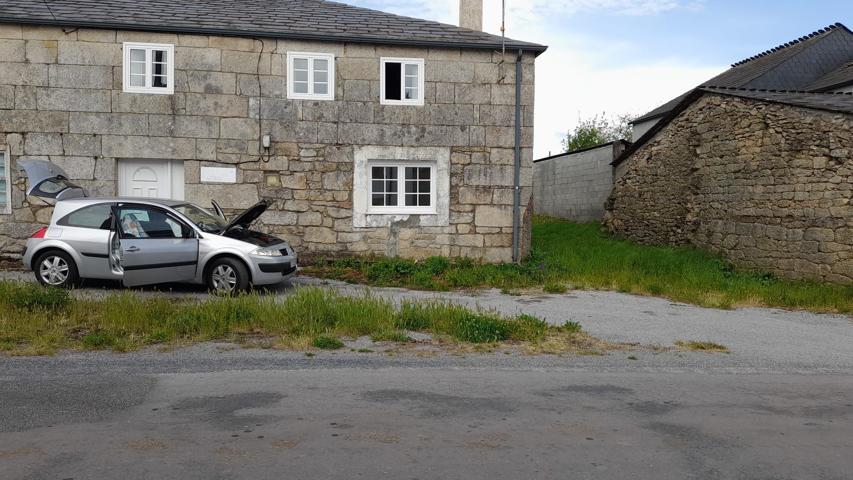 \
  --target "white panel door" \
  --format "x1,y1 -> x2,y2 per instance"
118,159 -> 184,200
